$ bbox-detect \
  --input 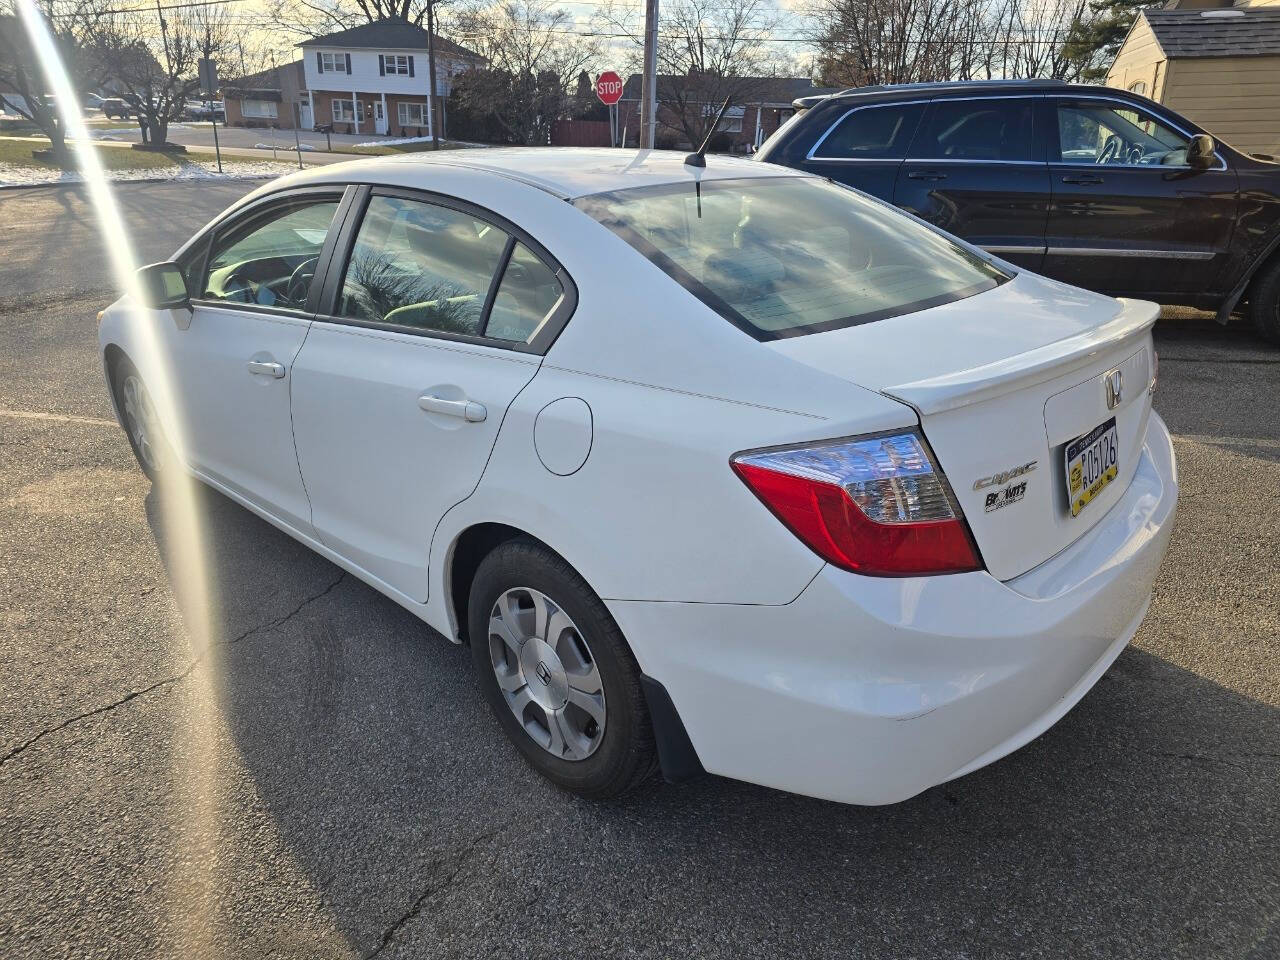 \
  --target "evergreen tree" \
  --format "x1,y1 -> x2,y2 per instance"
1062,0 -> 1161,82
